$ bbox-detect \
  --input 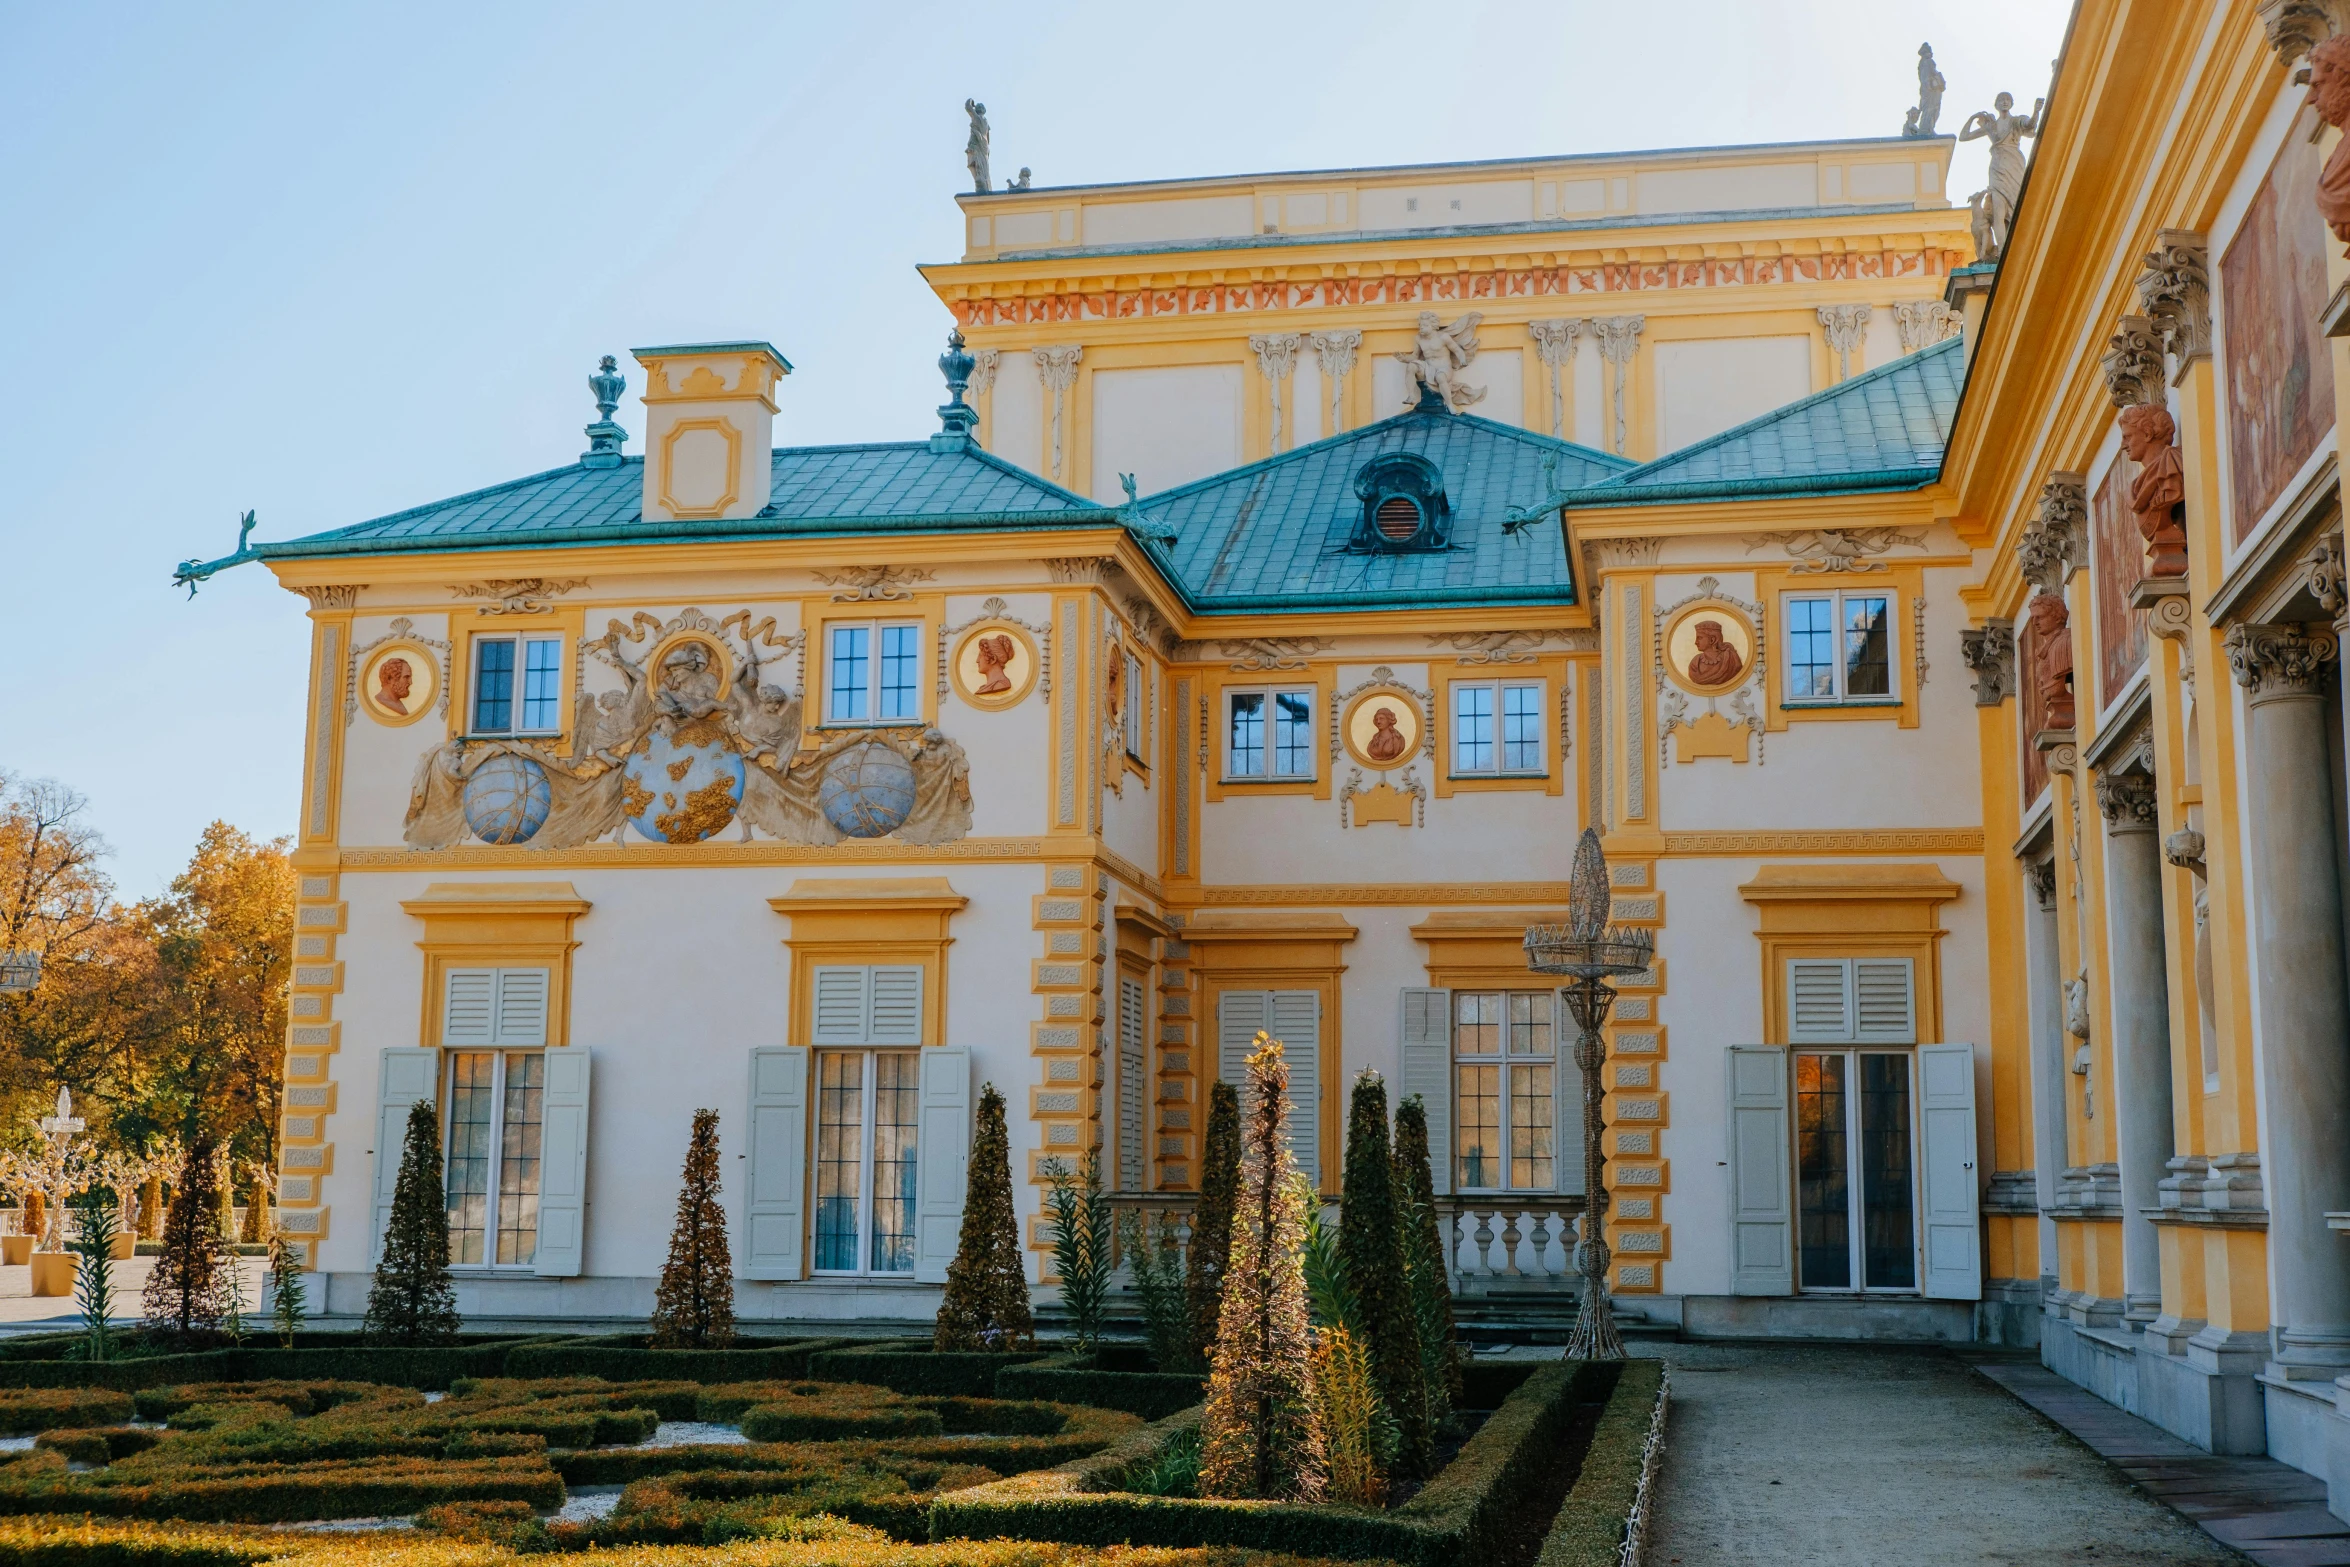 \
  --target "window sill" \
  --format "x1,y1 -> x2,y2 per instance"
805,1273 -> 925,1285
459,732 -> 564,744
1781,699 -> 1899,710
813,720 -> 924,732
1447,772 -> 1549,783
450,1265 -> 542,1276
1218,775 -> 1317,787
